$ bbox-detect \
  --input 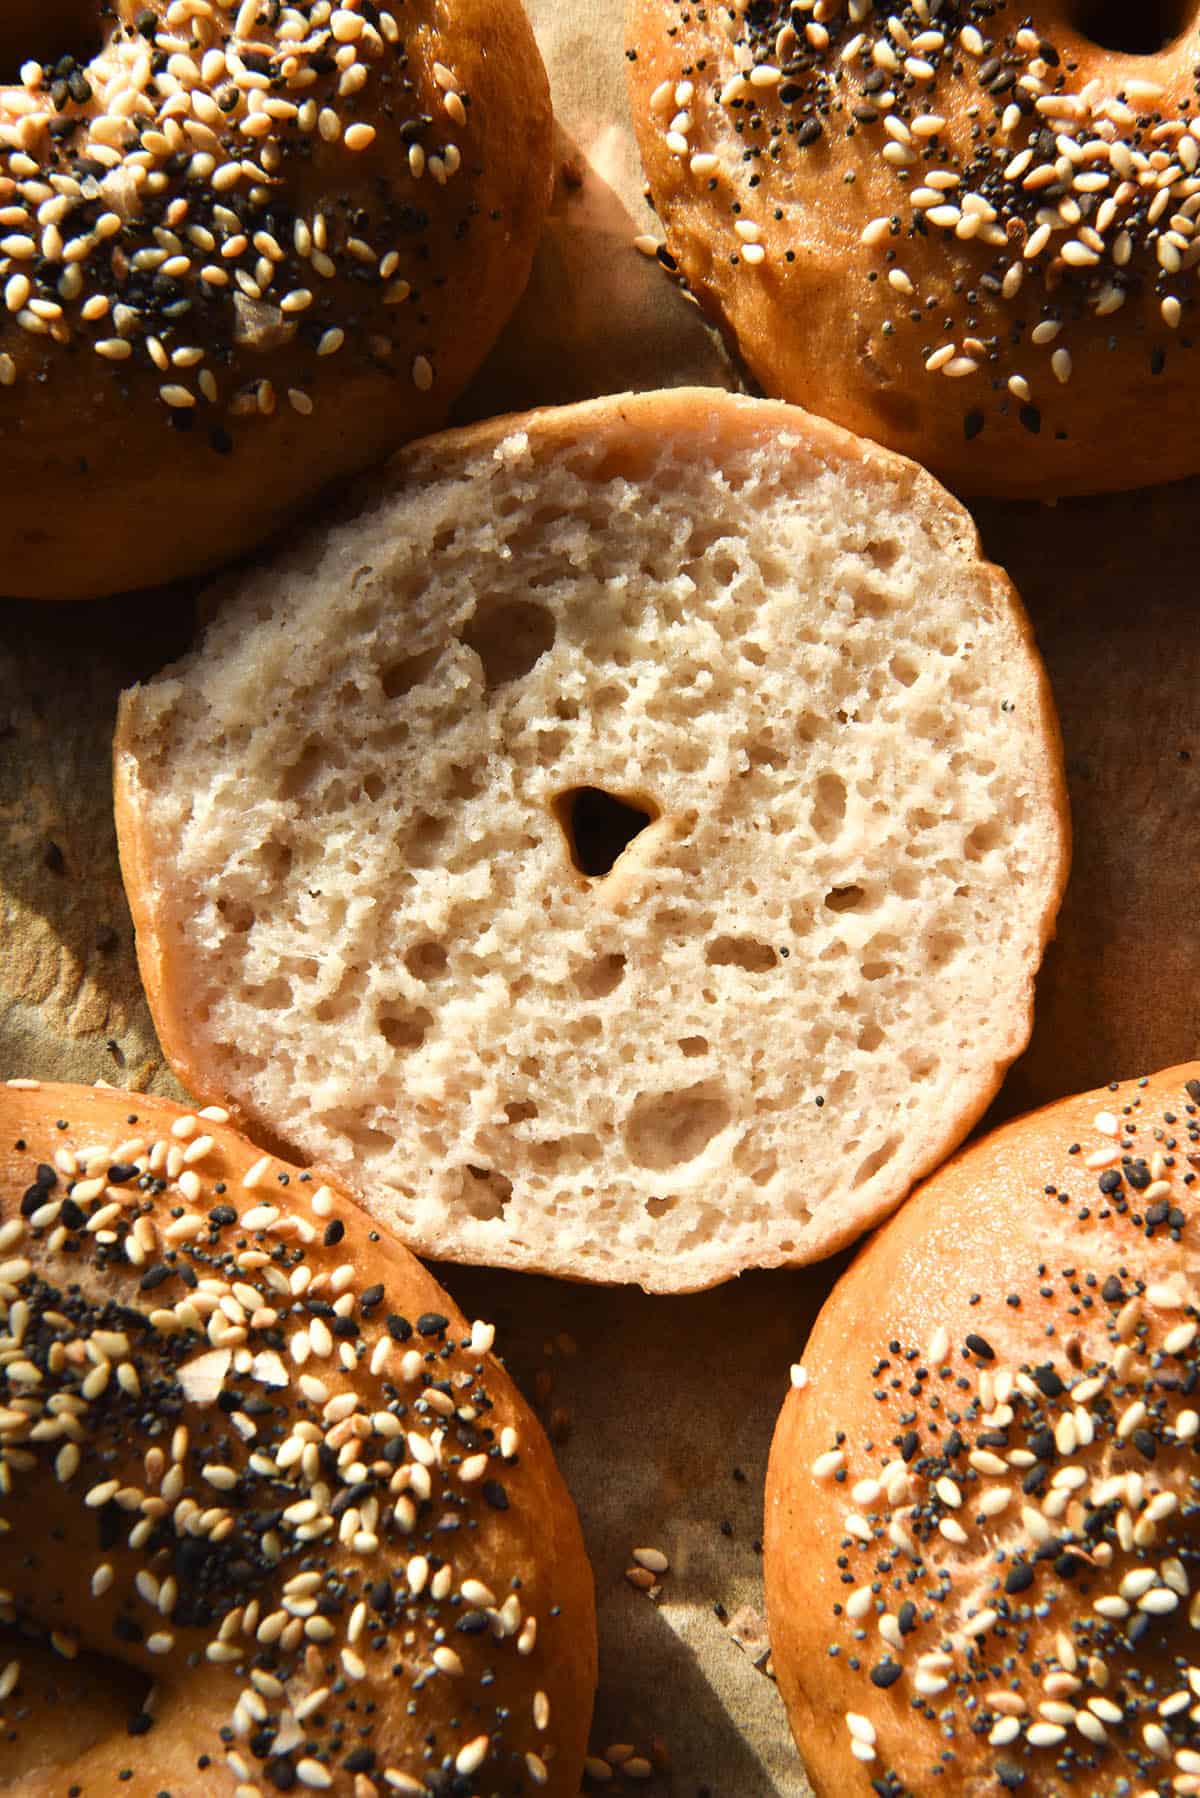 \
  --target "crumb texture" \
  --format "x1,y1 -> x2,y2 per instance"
116,391 -> 1067,1290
